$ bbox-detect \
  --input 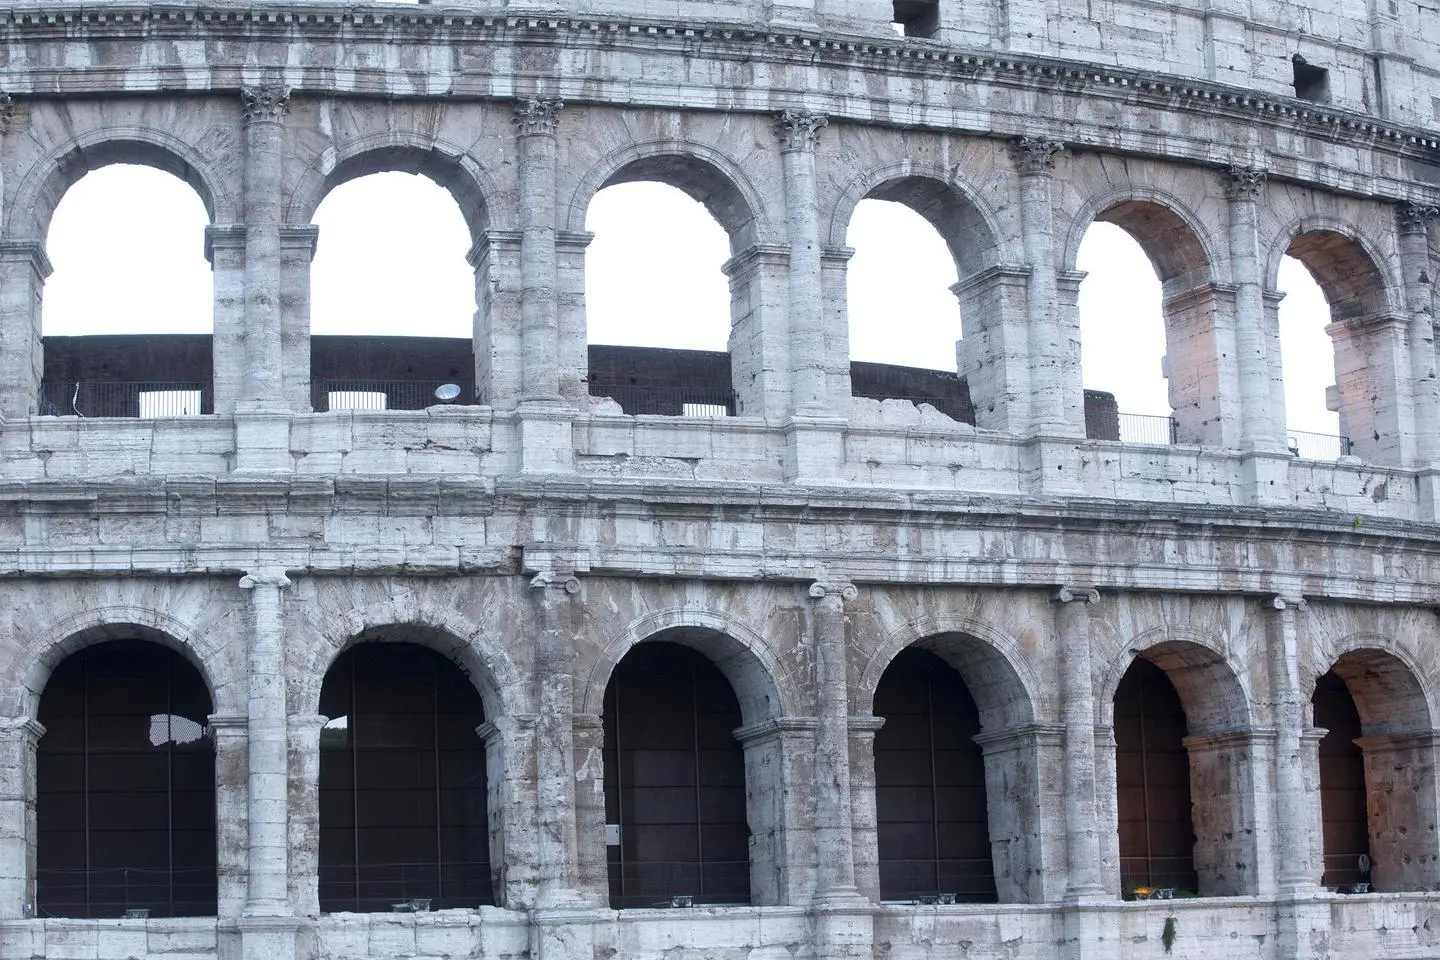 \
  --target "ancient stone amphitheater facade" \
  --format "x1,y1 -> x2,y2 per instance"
0,1 -> 1438,959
